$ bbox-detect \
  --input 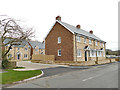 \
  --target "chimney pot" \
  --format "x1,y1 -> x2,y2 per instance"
76,24 -> 81,29
56,16 -> 61,21
89,30 -> 93,34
